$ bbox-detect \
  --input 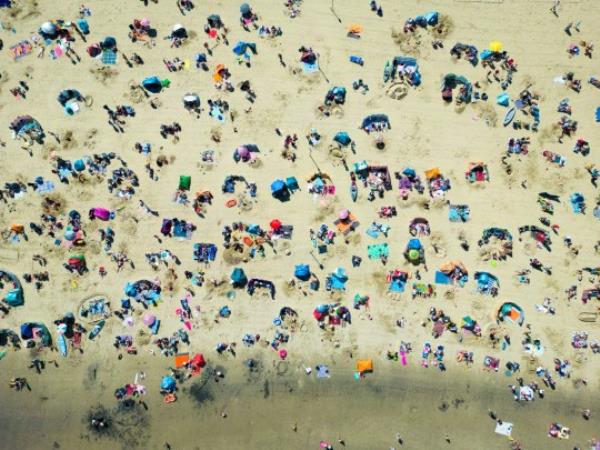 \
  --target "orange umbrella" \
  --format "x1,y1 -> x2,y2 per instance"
348,24 -> 363,34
